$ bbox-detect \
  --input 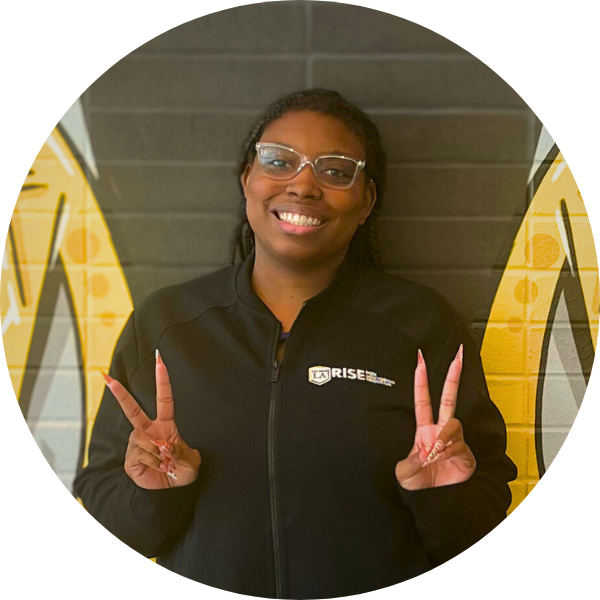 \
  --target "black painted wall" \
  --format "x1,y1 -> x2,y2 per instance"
82,1 -> 541,325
